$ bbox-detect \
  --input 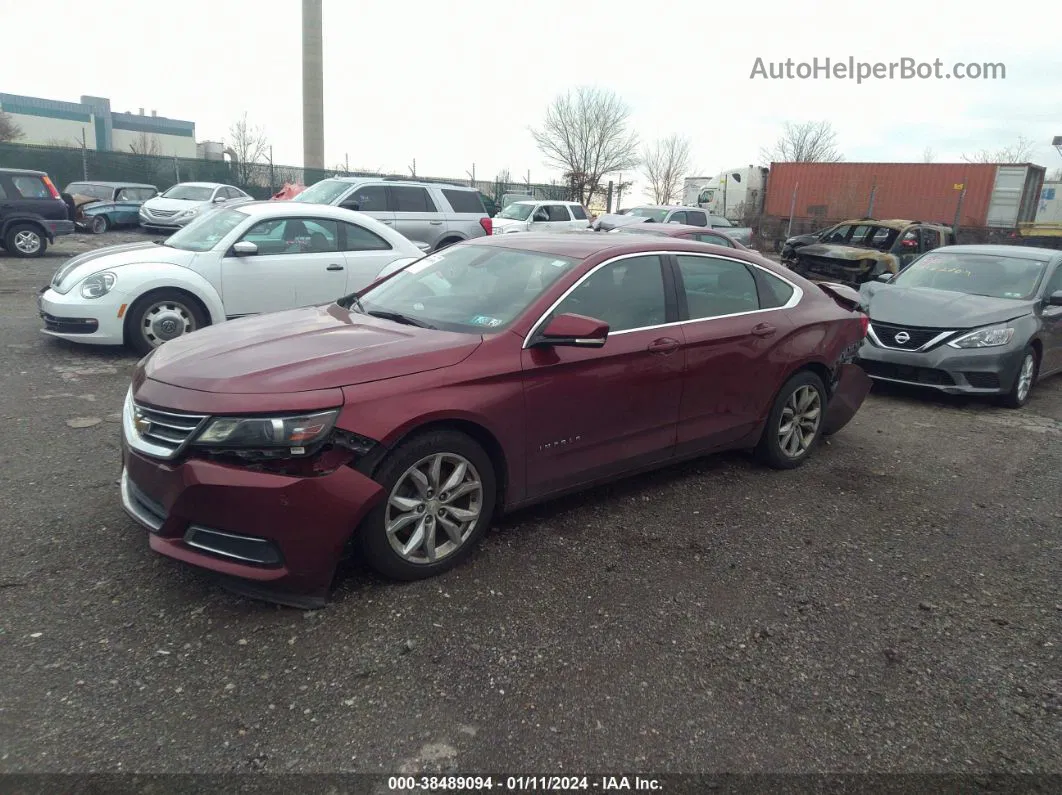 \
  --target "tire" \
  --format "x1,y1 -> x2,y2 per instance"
357,430 -> 497,581
997,347 -> 1037,409
434,237 -> 461,252
125,289 -> 209,355
4,223 -> 47,258
755,371 -> 828,470
90,215 -> 109,235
